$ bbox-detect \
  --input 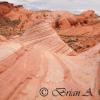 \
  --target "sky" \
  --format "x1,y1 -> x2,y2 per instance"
0,0 -> 100,14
